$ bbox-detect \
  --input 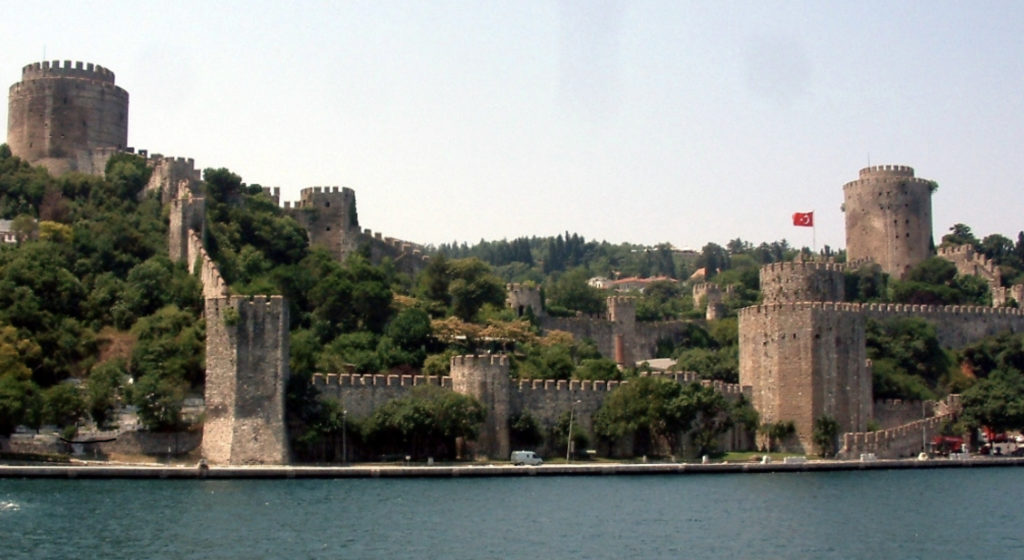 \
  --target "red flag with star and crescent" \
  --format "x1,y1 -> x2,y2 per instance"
792,212 -> 814,227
